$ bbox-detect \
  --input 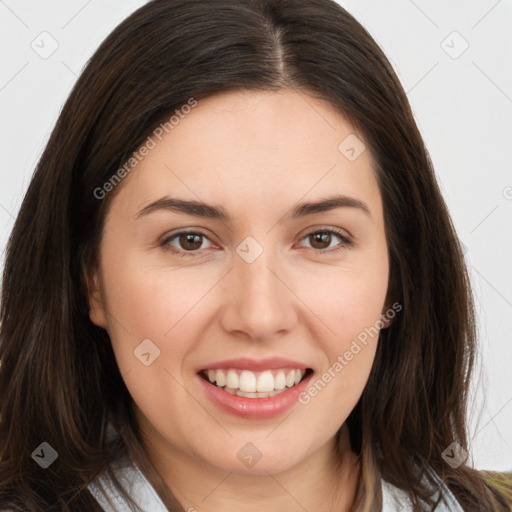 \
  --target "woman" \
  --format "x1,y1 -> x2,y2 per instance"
0,0 -> 509,510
